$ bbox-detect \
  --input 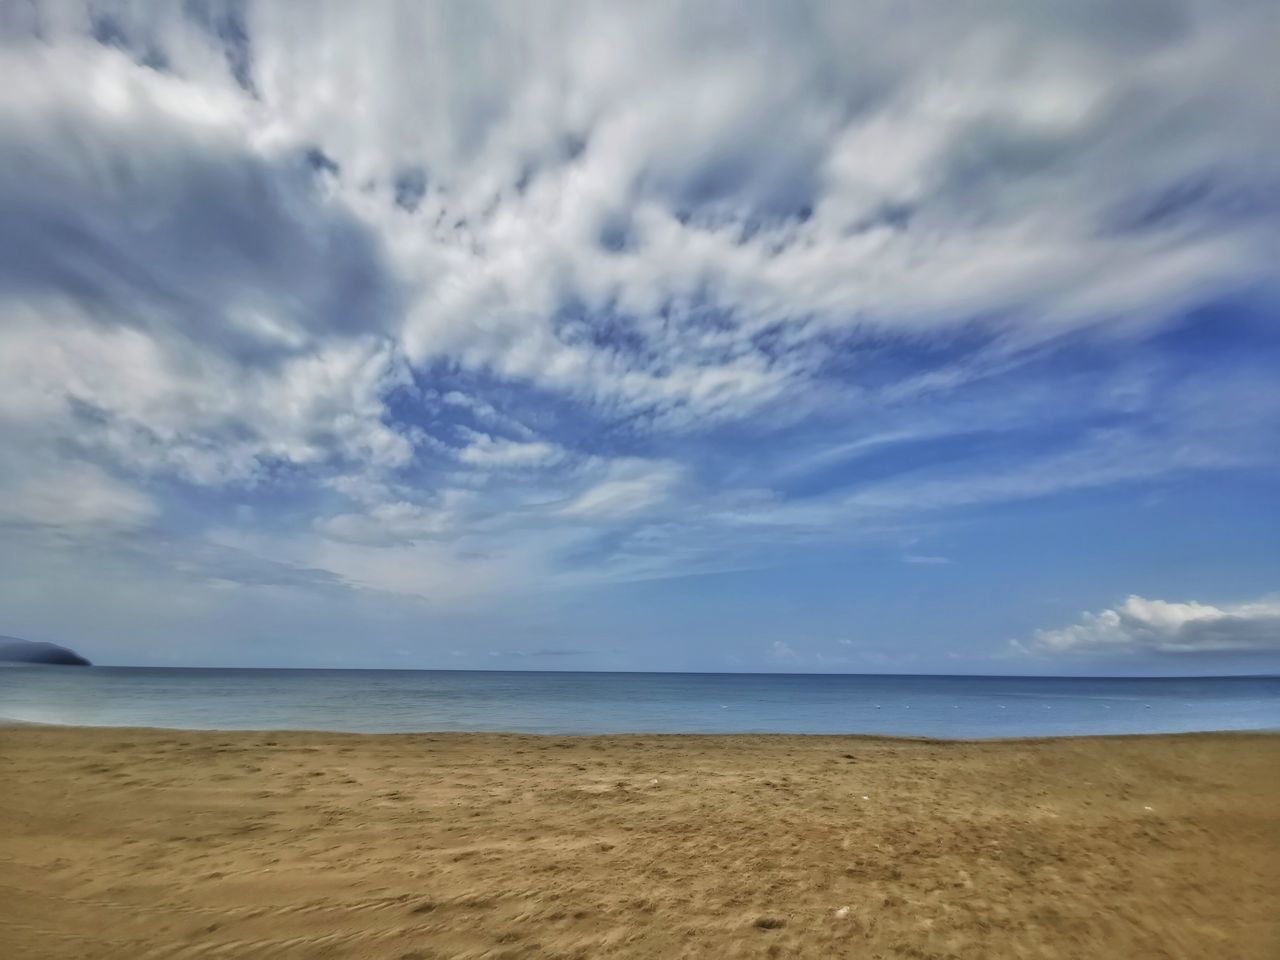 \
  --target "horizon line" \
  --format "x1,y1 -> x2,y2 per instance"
62,664 -> 1280,681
